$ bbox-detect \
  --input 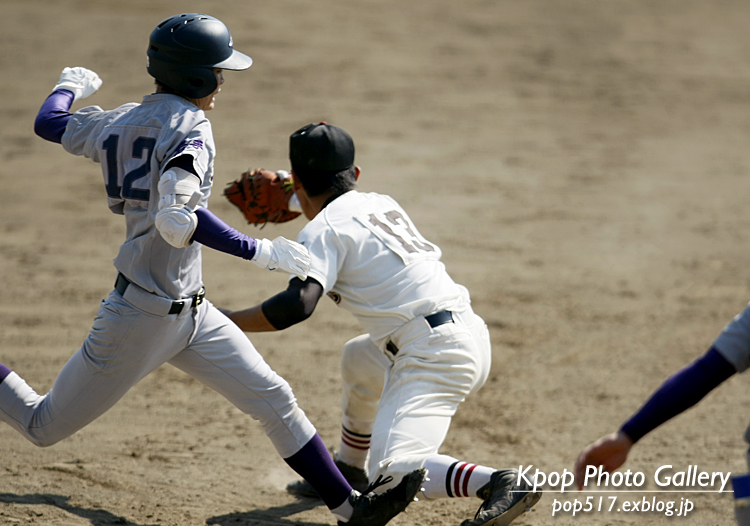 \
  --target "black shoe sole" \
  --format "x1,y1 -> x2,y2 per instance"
479,491 -> 542,526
